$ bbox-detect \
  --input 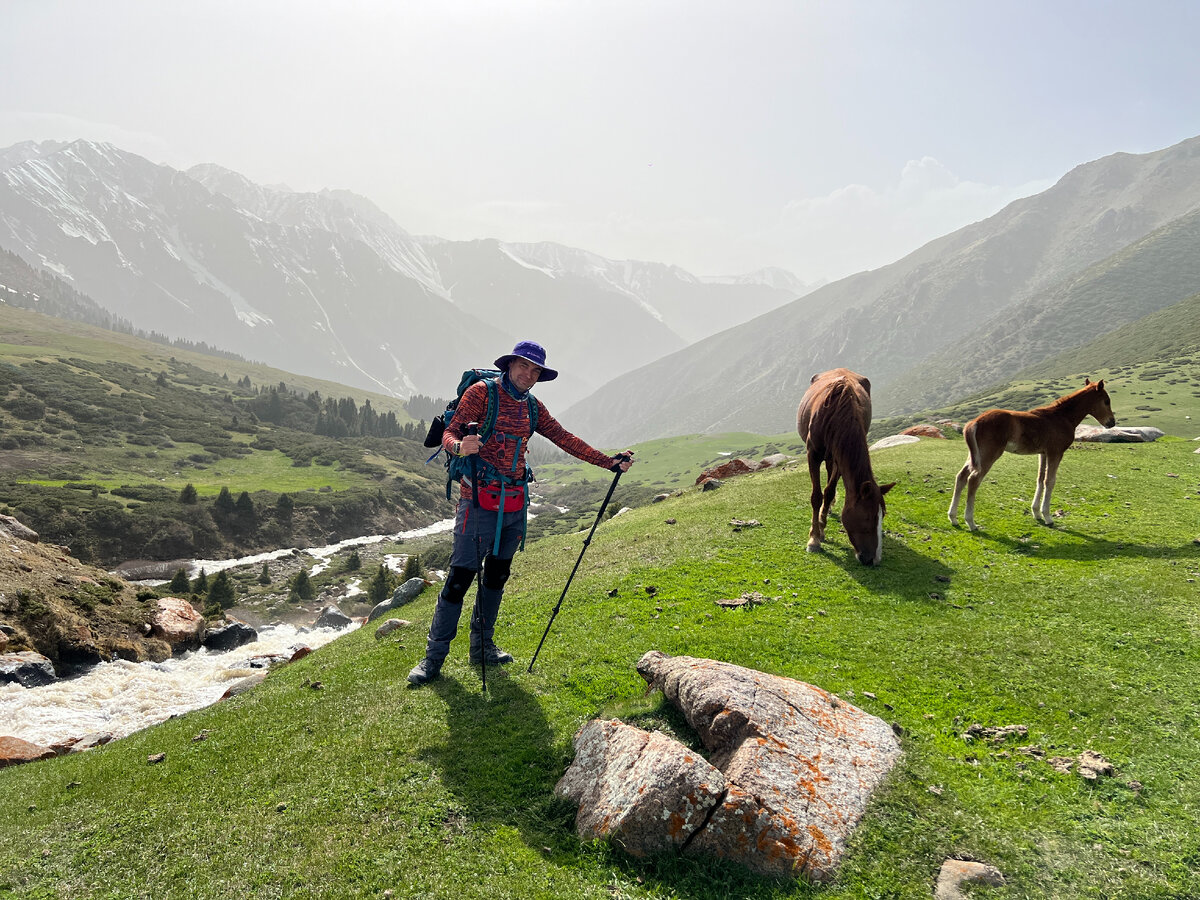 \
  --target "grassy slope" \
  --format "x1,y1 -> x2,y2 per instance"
2,437 -> 1198,899
0,303 -> 414,420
